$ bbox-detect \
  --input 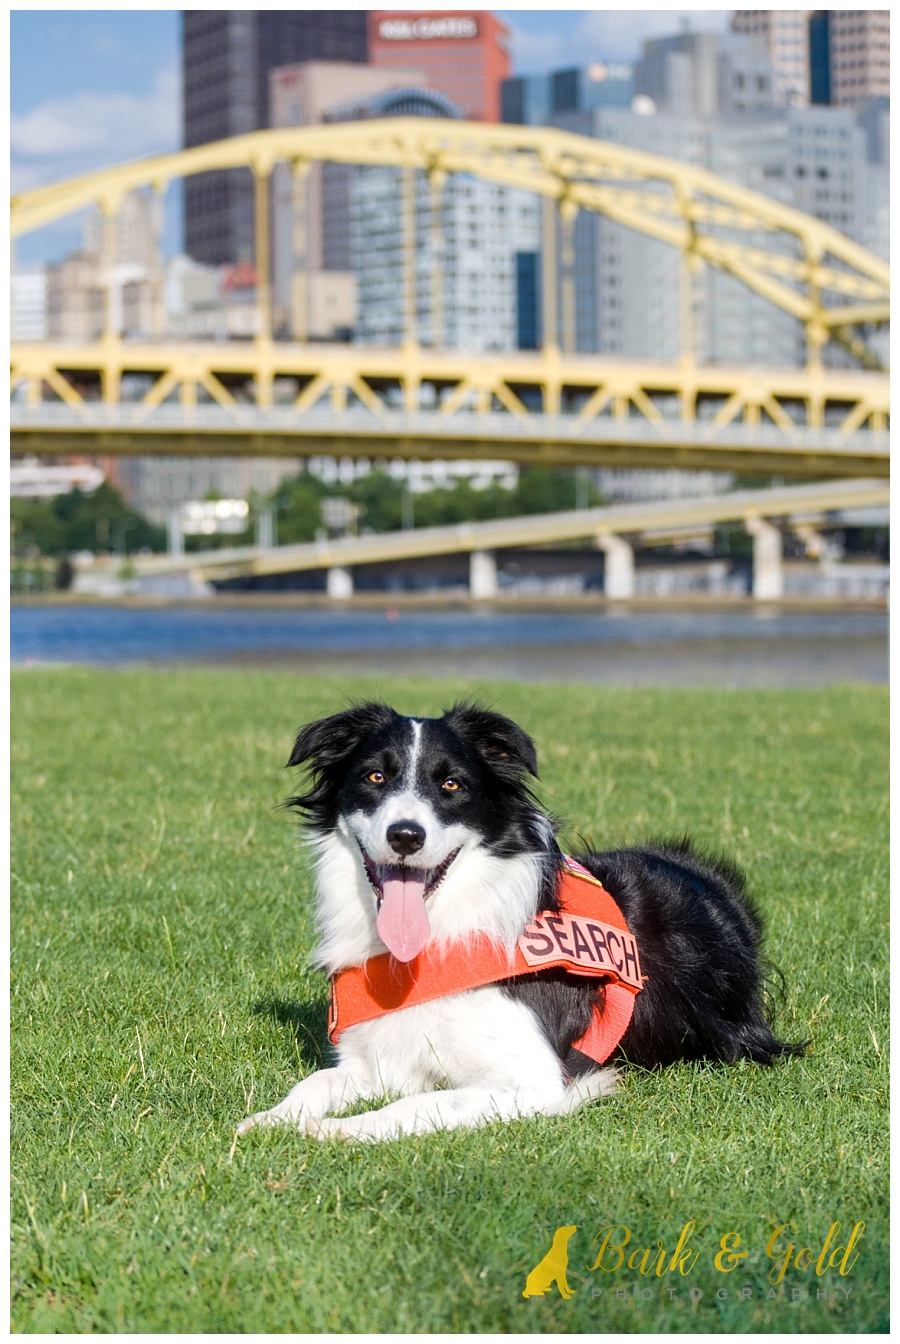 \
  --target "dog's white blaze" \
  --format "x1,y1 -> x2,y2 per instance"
346,719 -> 454,866
407,718 -> 422,786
